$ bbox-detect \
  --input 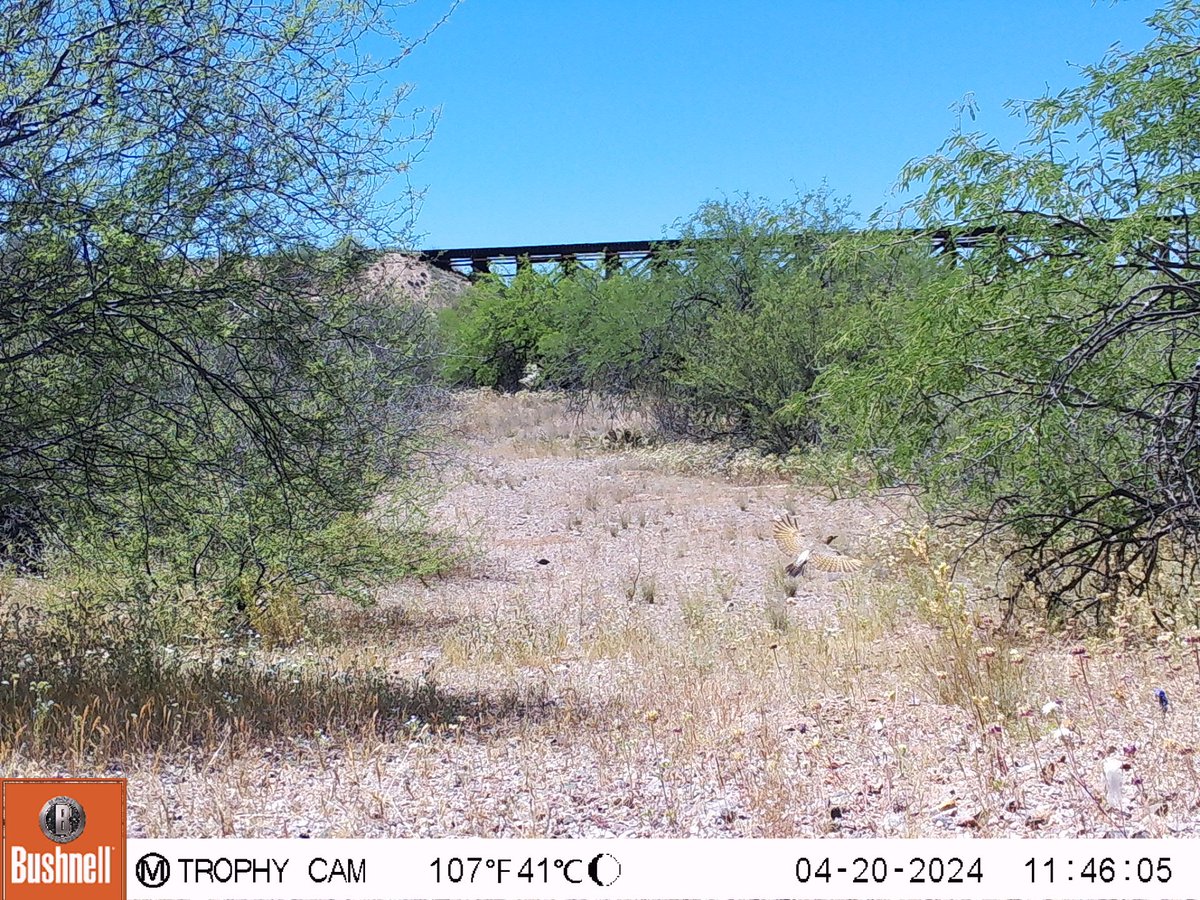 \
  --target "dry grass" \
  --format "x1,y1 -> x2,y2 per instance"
2,389 -> 1200,839
449,388 -> 655,459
